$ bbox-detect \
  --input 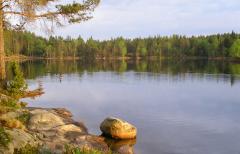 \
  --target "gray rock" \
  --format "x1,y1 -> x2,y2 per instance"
26,108 -> 109,152
0,129 -> 40,154
28,109 -> 65,131
54,124 -> 84,134
1,109 -> 29,120
1,108 -> 113,153
100,117 -> 137,139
